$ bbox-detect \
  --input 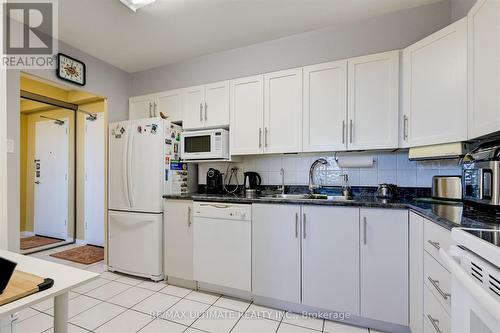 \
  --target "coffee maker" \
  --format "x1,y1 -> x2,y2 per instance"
206,168 -> 223,194
243,172 -> 261,198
